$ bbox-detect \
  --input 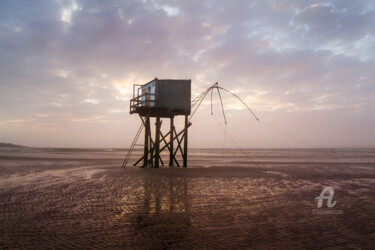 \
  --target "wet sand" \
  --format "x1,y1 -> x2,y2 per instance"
0,148 -> 374,249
